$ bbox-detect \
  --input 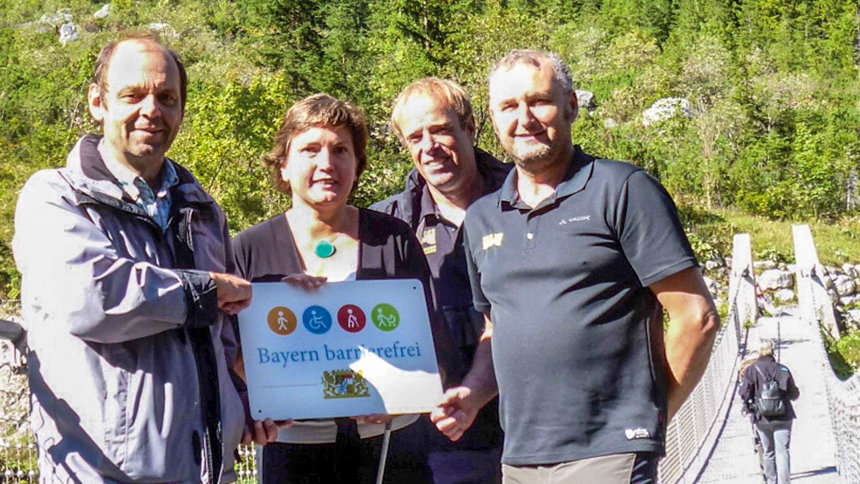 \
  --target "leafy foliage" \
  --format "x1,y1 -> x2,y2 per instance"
835,331 -> 860,376
822,329 -> 860,380
1,0 -> 860,299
